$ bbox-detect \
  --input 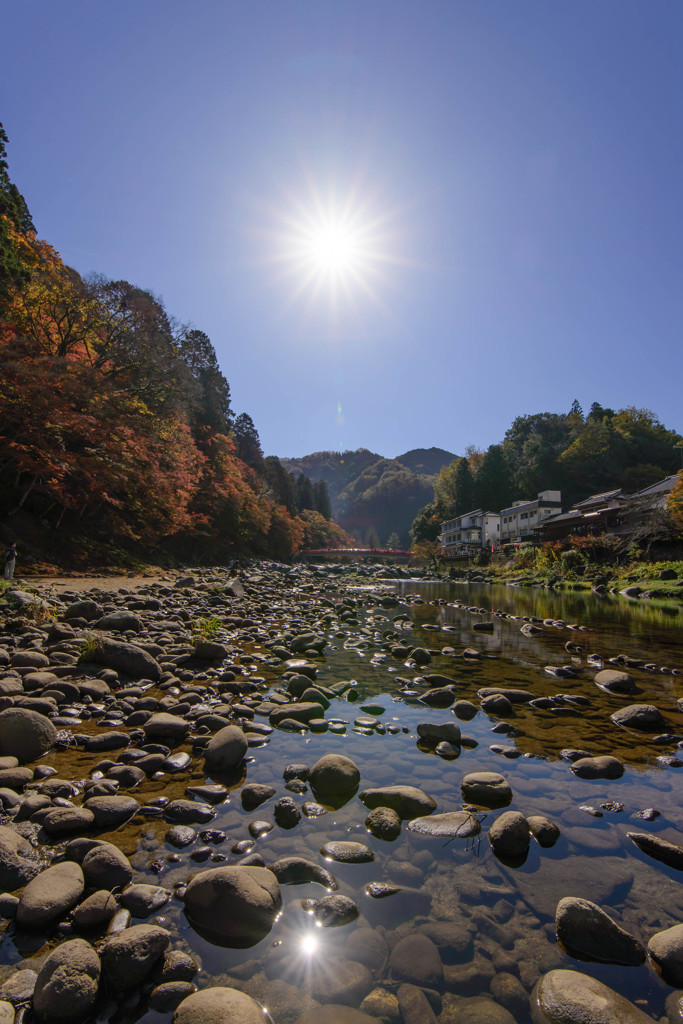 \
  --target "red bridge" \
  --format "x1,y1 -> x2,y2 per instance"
300,547 -> 412,557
